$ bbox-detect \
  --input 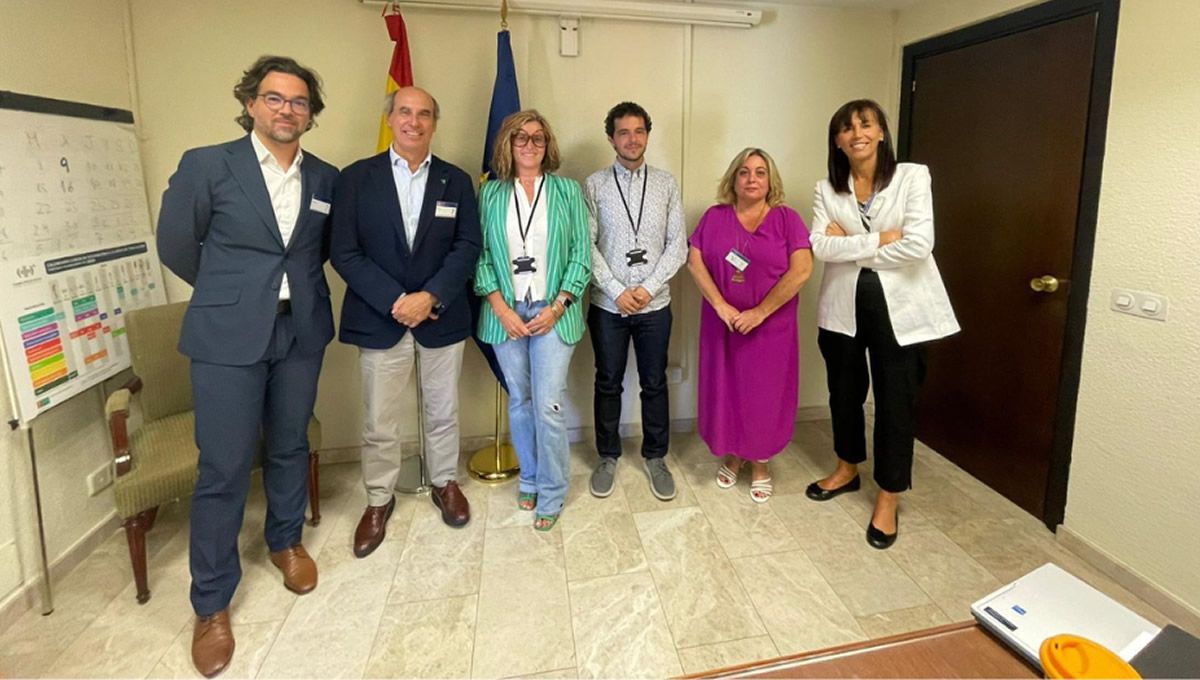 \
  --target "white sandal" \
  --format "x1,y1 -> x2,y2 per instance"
716,464 -> 740,489
750,477 -> 773,504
